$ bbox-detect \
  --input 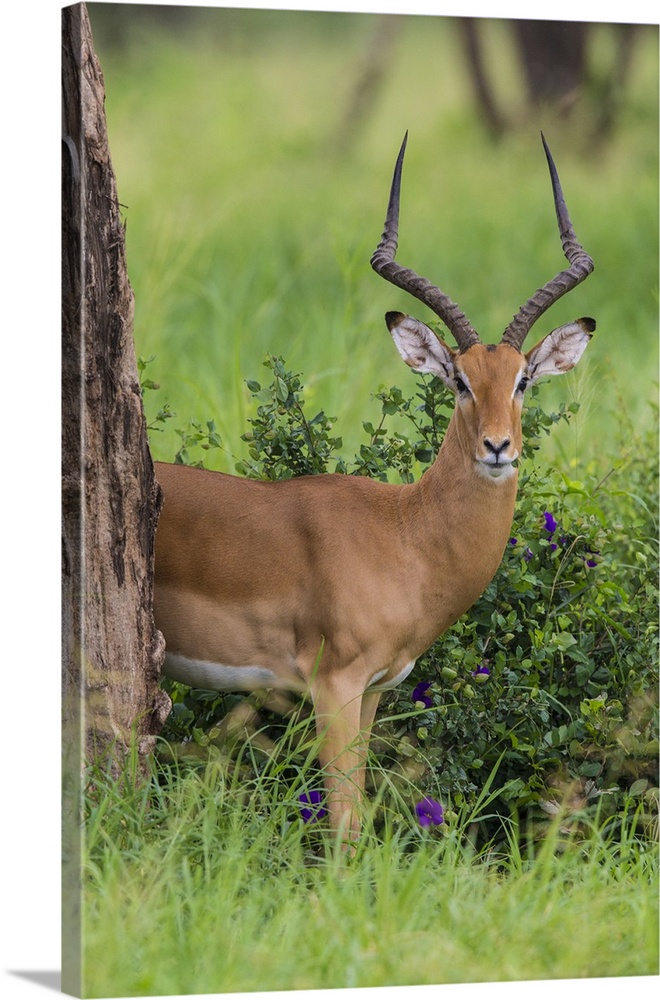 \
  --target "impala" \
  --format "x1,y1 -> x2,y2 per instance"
154,132 -> 594,844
